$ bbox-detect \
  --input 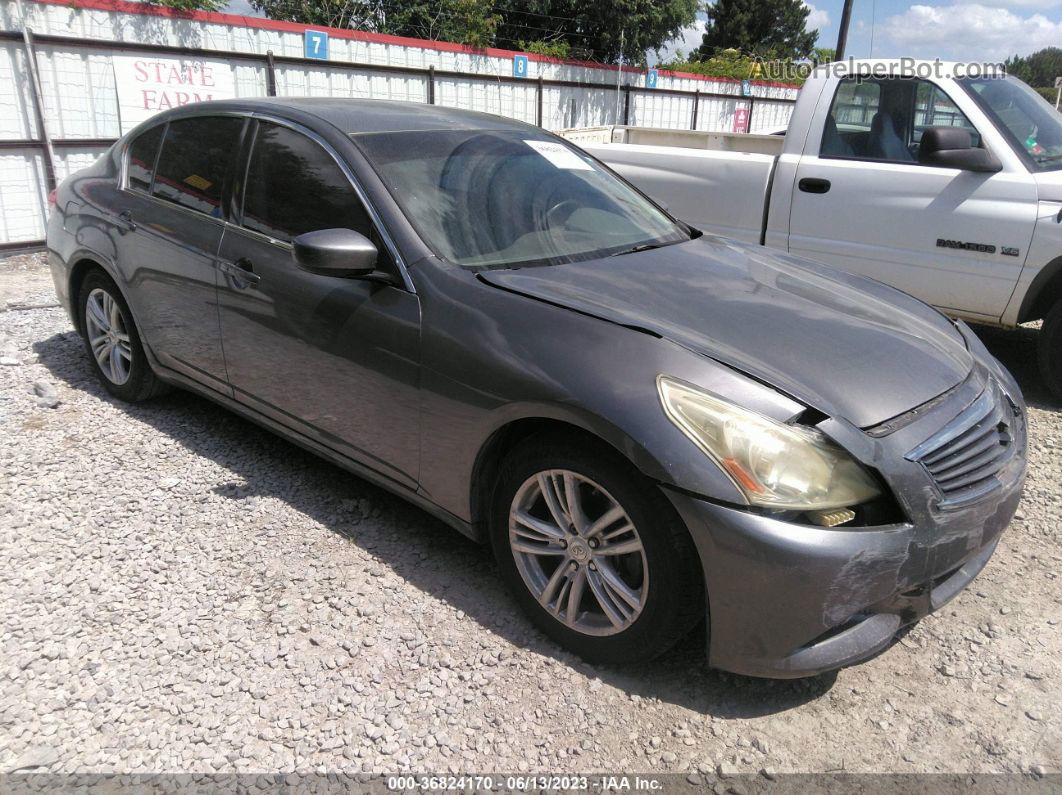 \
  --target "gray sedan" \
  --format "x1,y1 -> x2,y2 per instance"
46,98 -> 1026,677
